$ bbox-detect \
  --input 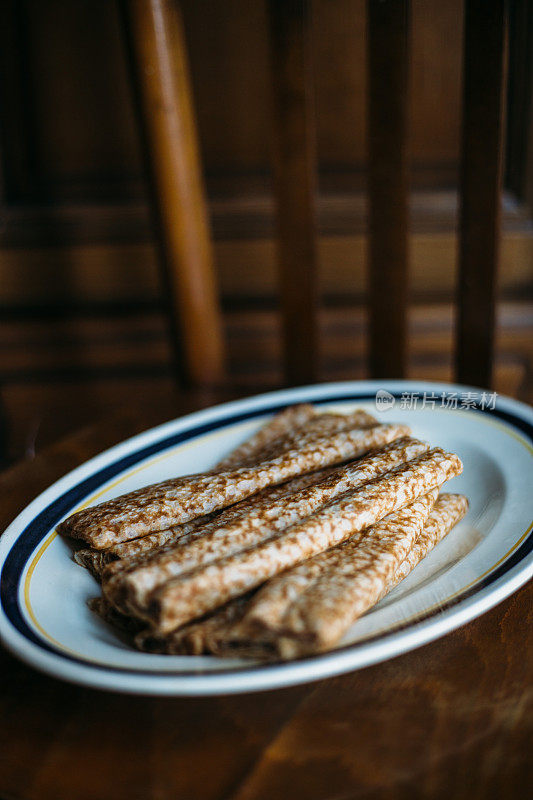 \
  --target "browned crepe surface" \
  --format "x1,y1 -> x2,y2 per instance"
138,448 -> 462,634
59,421 -> 408,549
103,437 -> 429,615
134,493 -> 468,658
